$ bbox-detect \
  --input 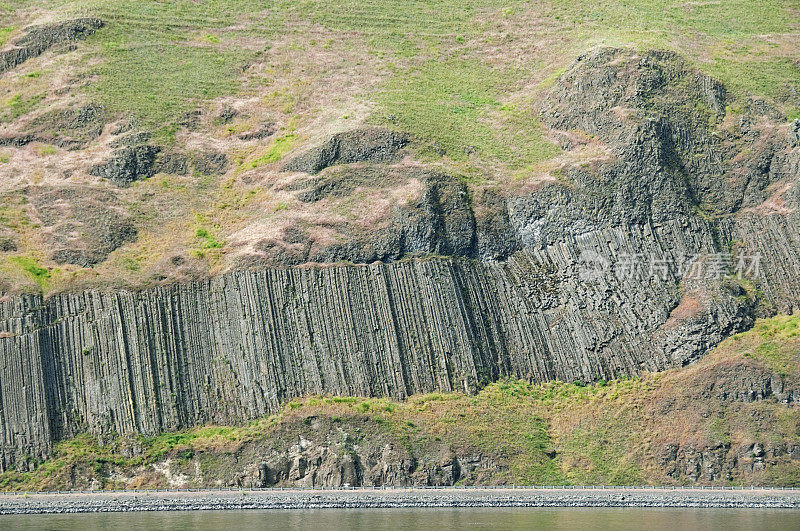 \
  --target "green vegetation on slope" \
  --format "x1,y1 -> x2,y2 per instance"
376,59 -> 559,165
5,0 -> 798,158
736,313 -> 800,378
8,255 -> 51,289
0,0 -> 797,296
2,314 -> 799,491
0,26 -> 14,47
